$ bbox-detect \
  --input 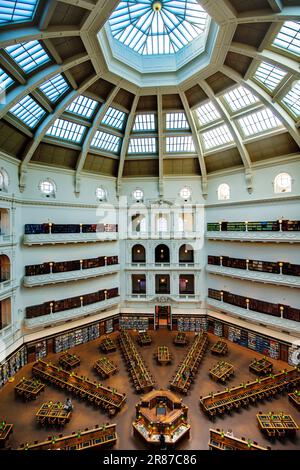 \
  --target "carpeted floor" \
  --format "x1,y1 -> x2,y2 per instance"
0,330 -> 299,450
